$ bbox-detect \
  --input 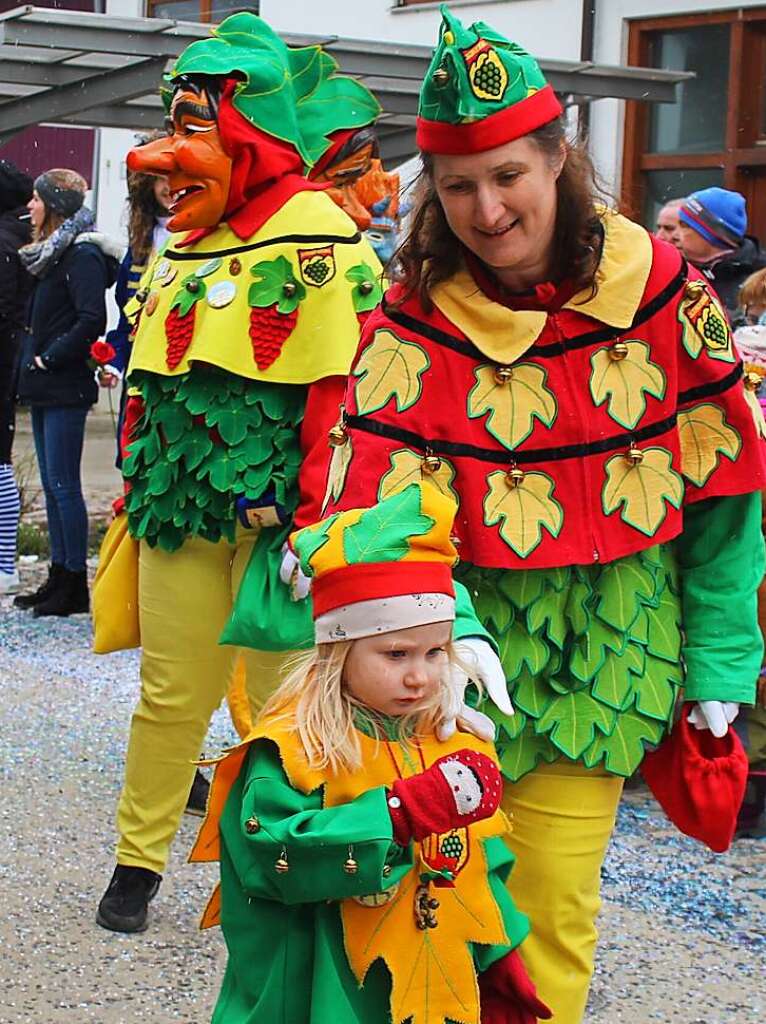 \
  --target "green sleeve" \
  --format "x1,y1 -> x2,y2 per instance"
222,740 -> 414,906
453,580 -> 496,650
472,836 -> 530,973
675,492 -> 765,703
